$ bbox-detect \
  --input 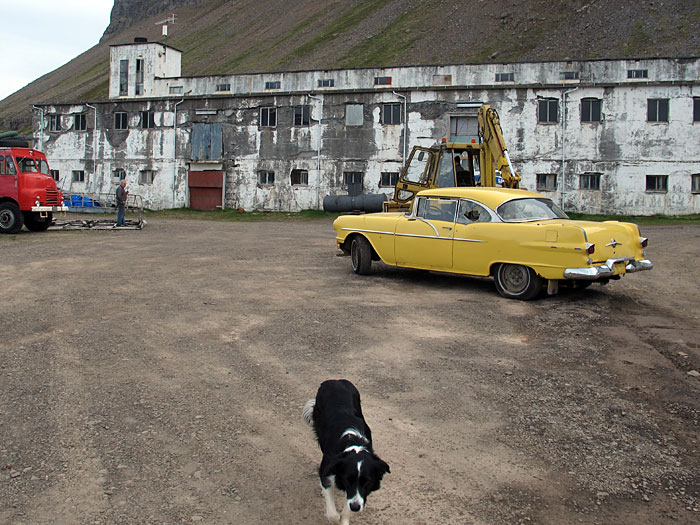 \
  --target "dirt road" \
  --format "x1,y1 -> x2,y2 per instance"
1,219 -> 698,524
